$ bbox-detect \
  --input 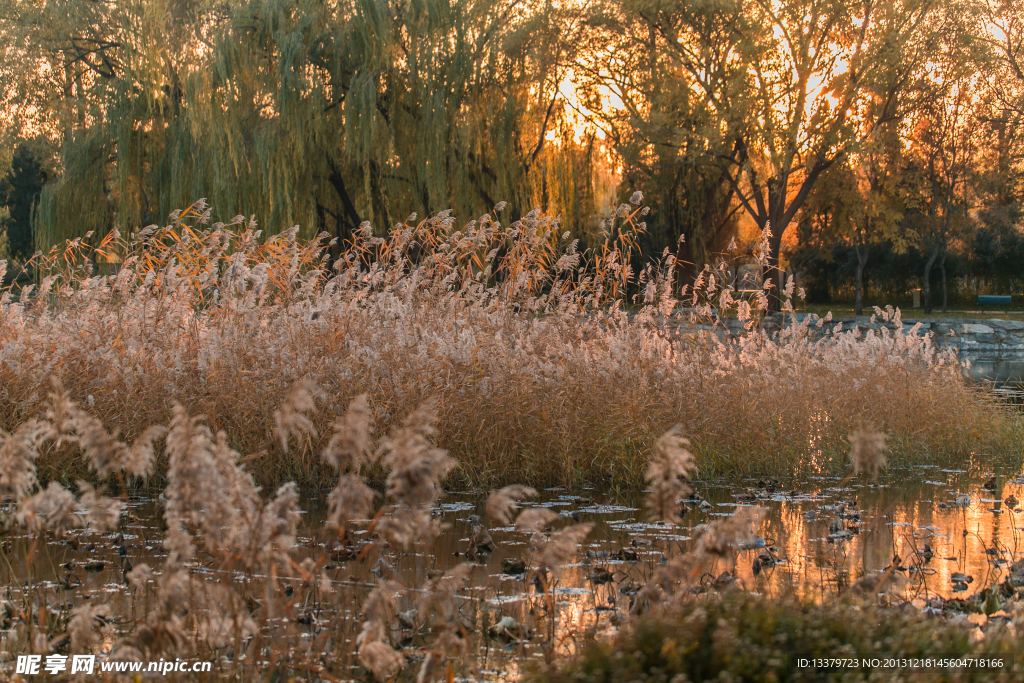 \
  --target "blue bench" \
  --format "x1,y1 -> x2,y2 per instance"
978,295 -> 1011,310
